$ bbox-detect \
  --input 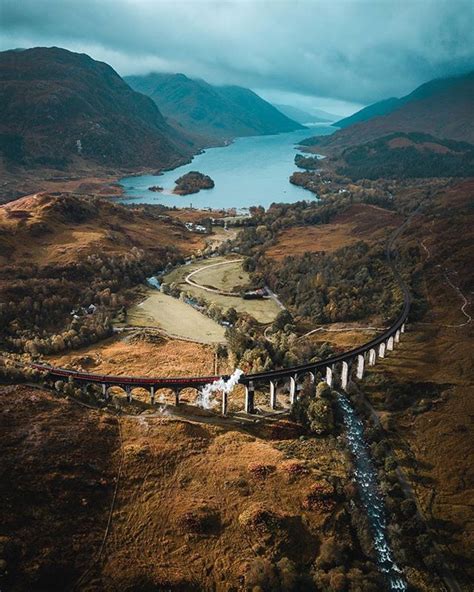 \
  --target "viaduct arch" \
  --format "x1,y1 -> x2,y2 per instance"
31,206 -> 413,415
